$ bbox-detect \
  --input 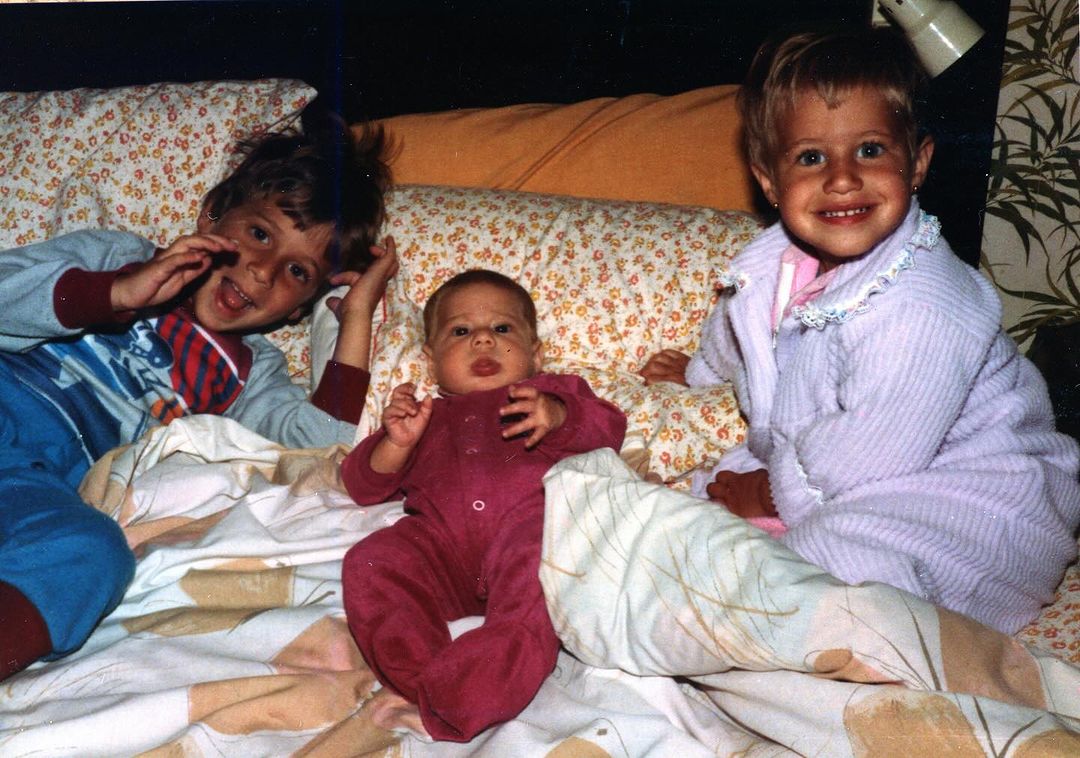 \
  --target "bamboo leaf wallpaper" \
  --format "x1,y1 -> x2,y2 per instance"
981,0 -> 1079,347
